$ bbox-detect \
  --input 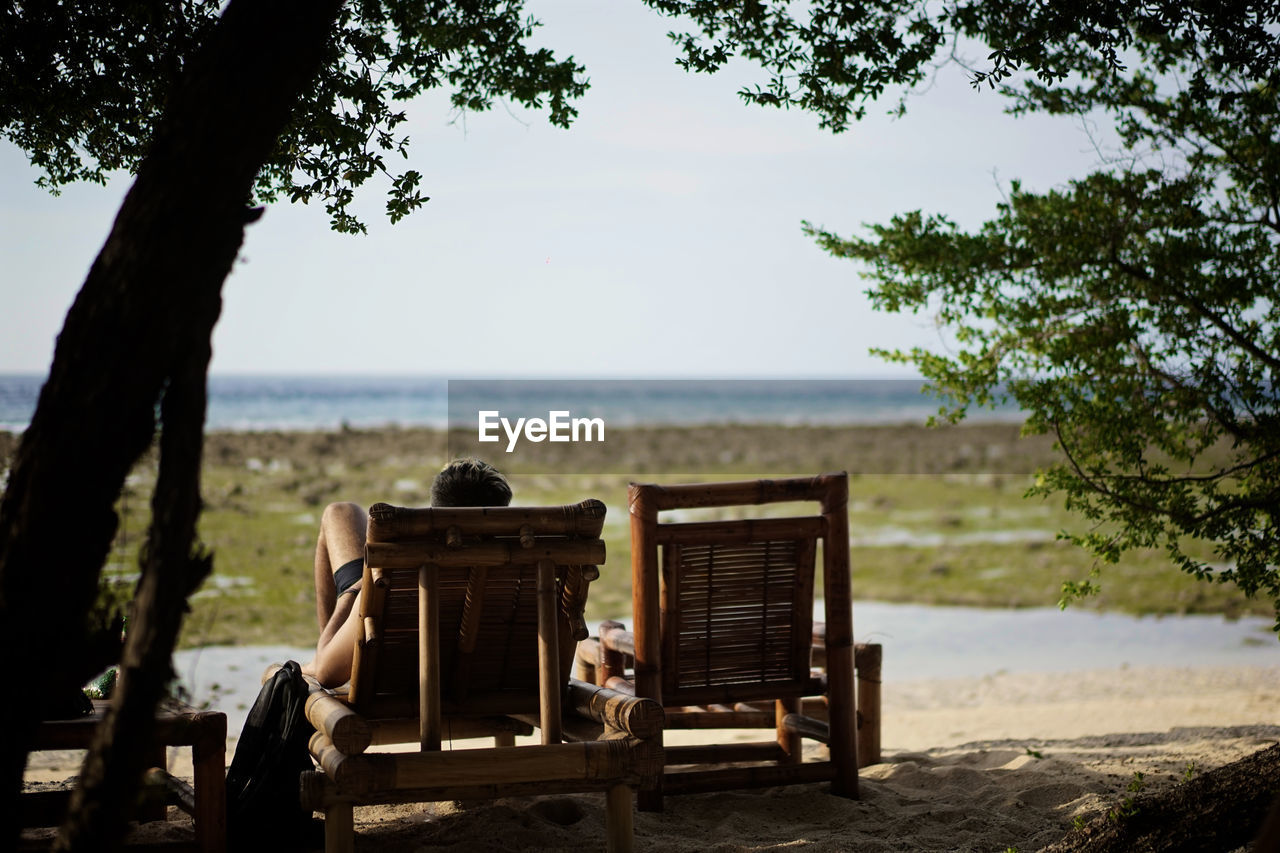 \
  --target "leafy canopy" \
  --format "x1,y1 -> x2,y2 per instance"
5,0 -> 1278,233
807,33 -> 1280,627
1,0 -> 589,234
639,0 -> 1279,125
